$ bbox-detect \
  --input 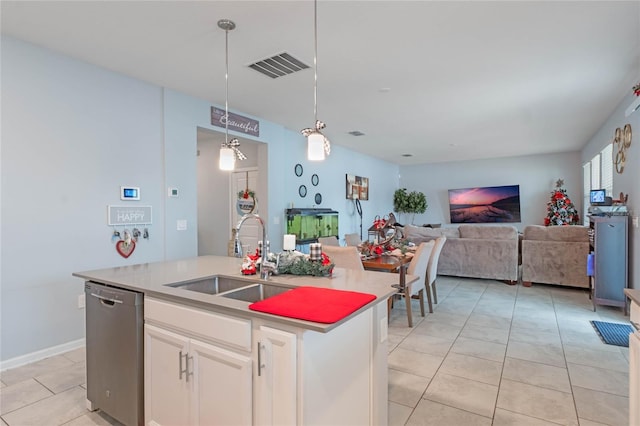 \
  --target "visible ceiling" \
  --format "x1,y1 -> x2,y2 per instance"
2,1 -> 639,165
